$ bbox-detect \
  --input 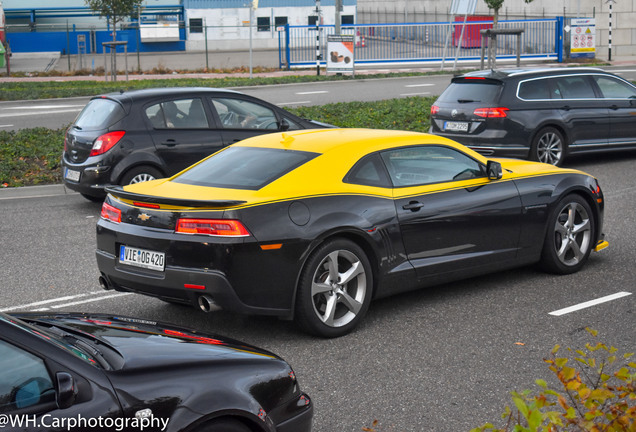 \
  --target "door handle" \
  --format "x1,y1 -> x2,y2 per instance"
402,201 -> 424,211
560,105 -> 571,111
161,140 -> 177,147
610,105 -> 619,110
